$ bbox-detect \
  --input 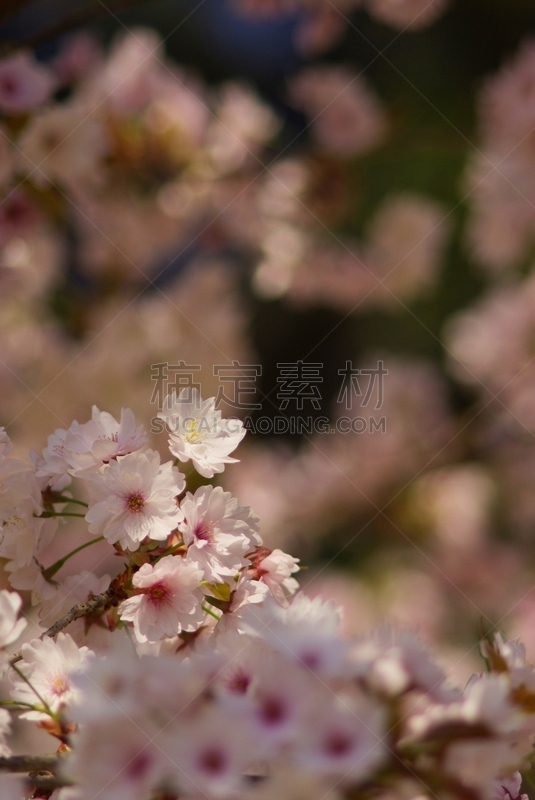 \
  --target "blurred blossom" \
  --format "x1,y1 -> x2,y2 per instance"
229,358 -> 454,548
288,66 -> 387,156
0,51 -> 56,115
365,0 -> 448,30
466,40 -> 535,272
408,465 -> 495,551
445,273 -> 535,431
1,15 -> 535,781
51,32 -> 103,88
231,0 -> 447,56
84,27 -> 164,114
17,103 -> 108,189
207,82 -> 281,173
283,193 -> 448,310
